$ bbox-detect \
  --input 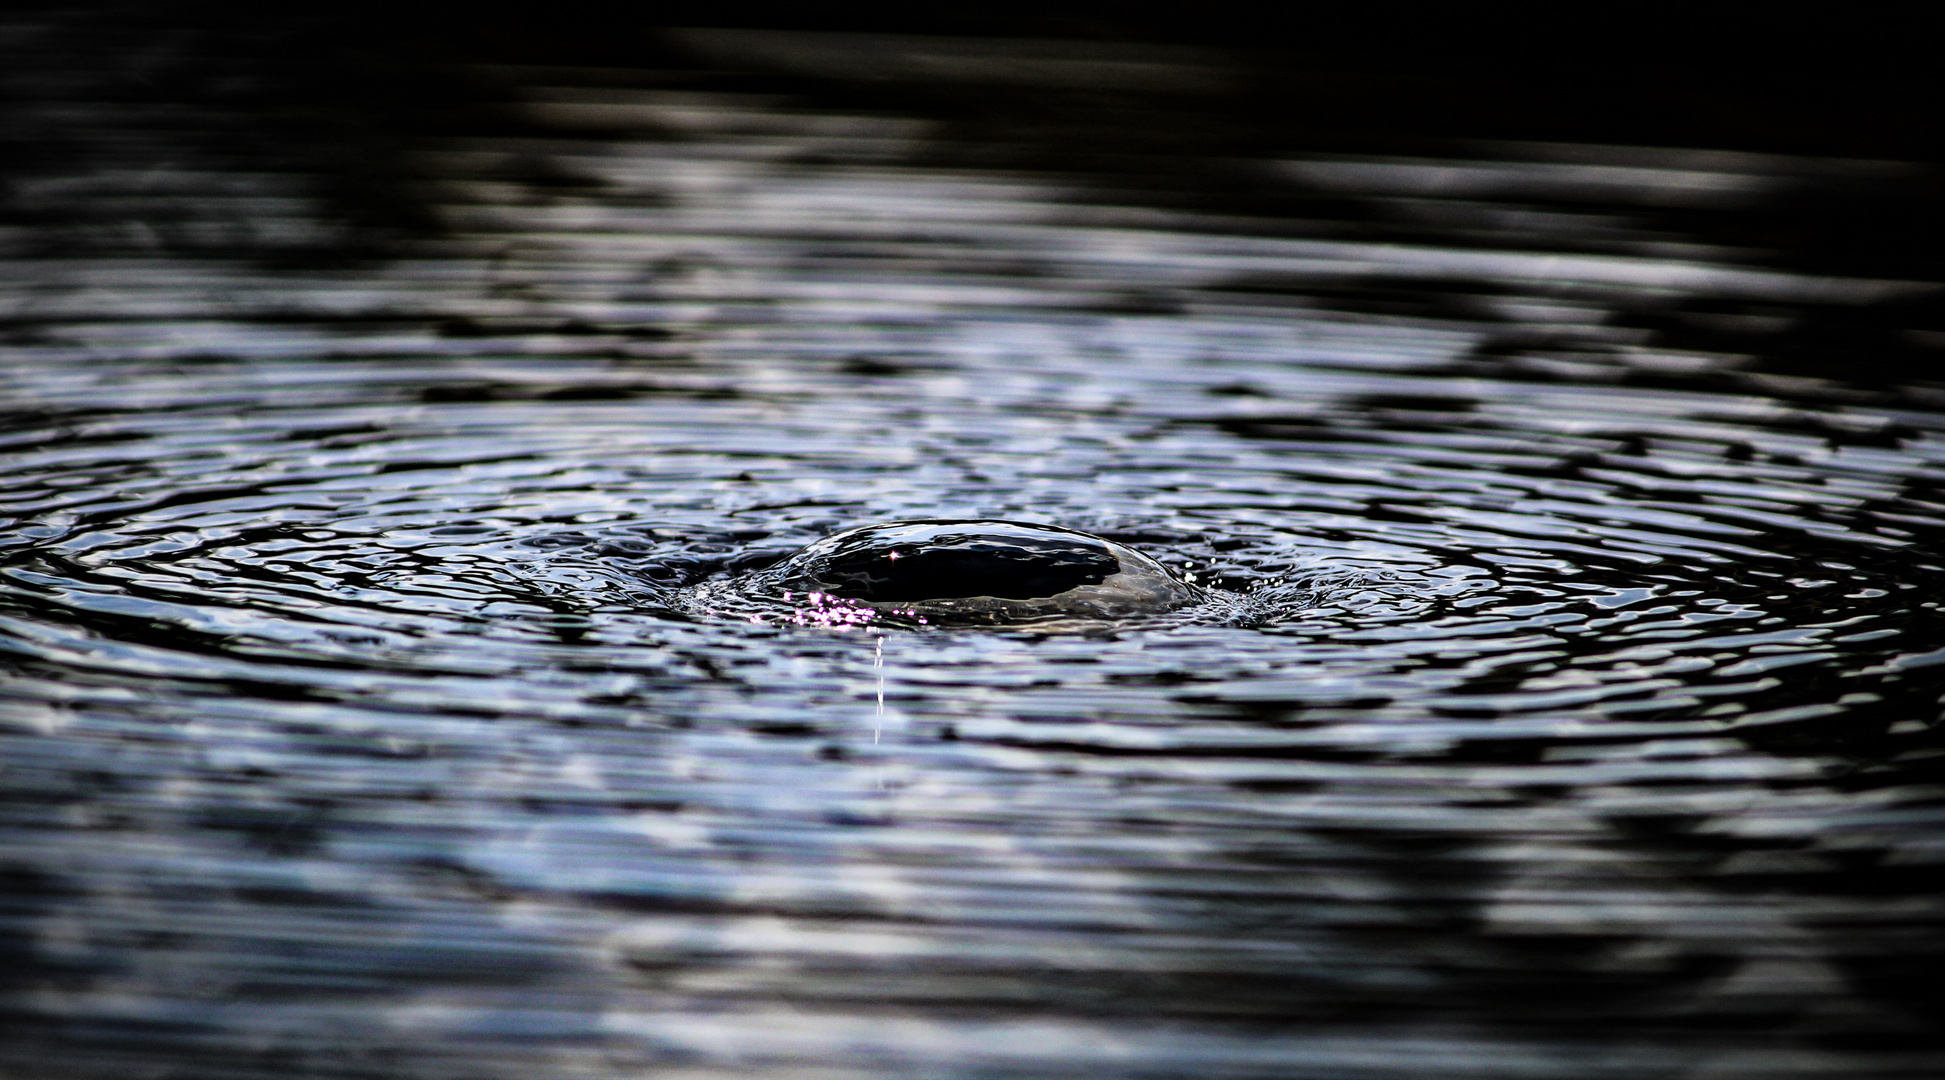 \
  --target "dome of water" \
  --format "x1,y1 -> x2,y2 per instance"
690,520 -> 1208,625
